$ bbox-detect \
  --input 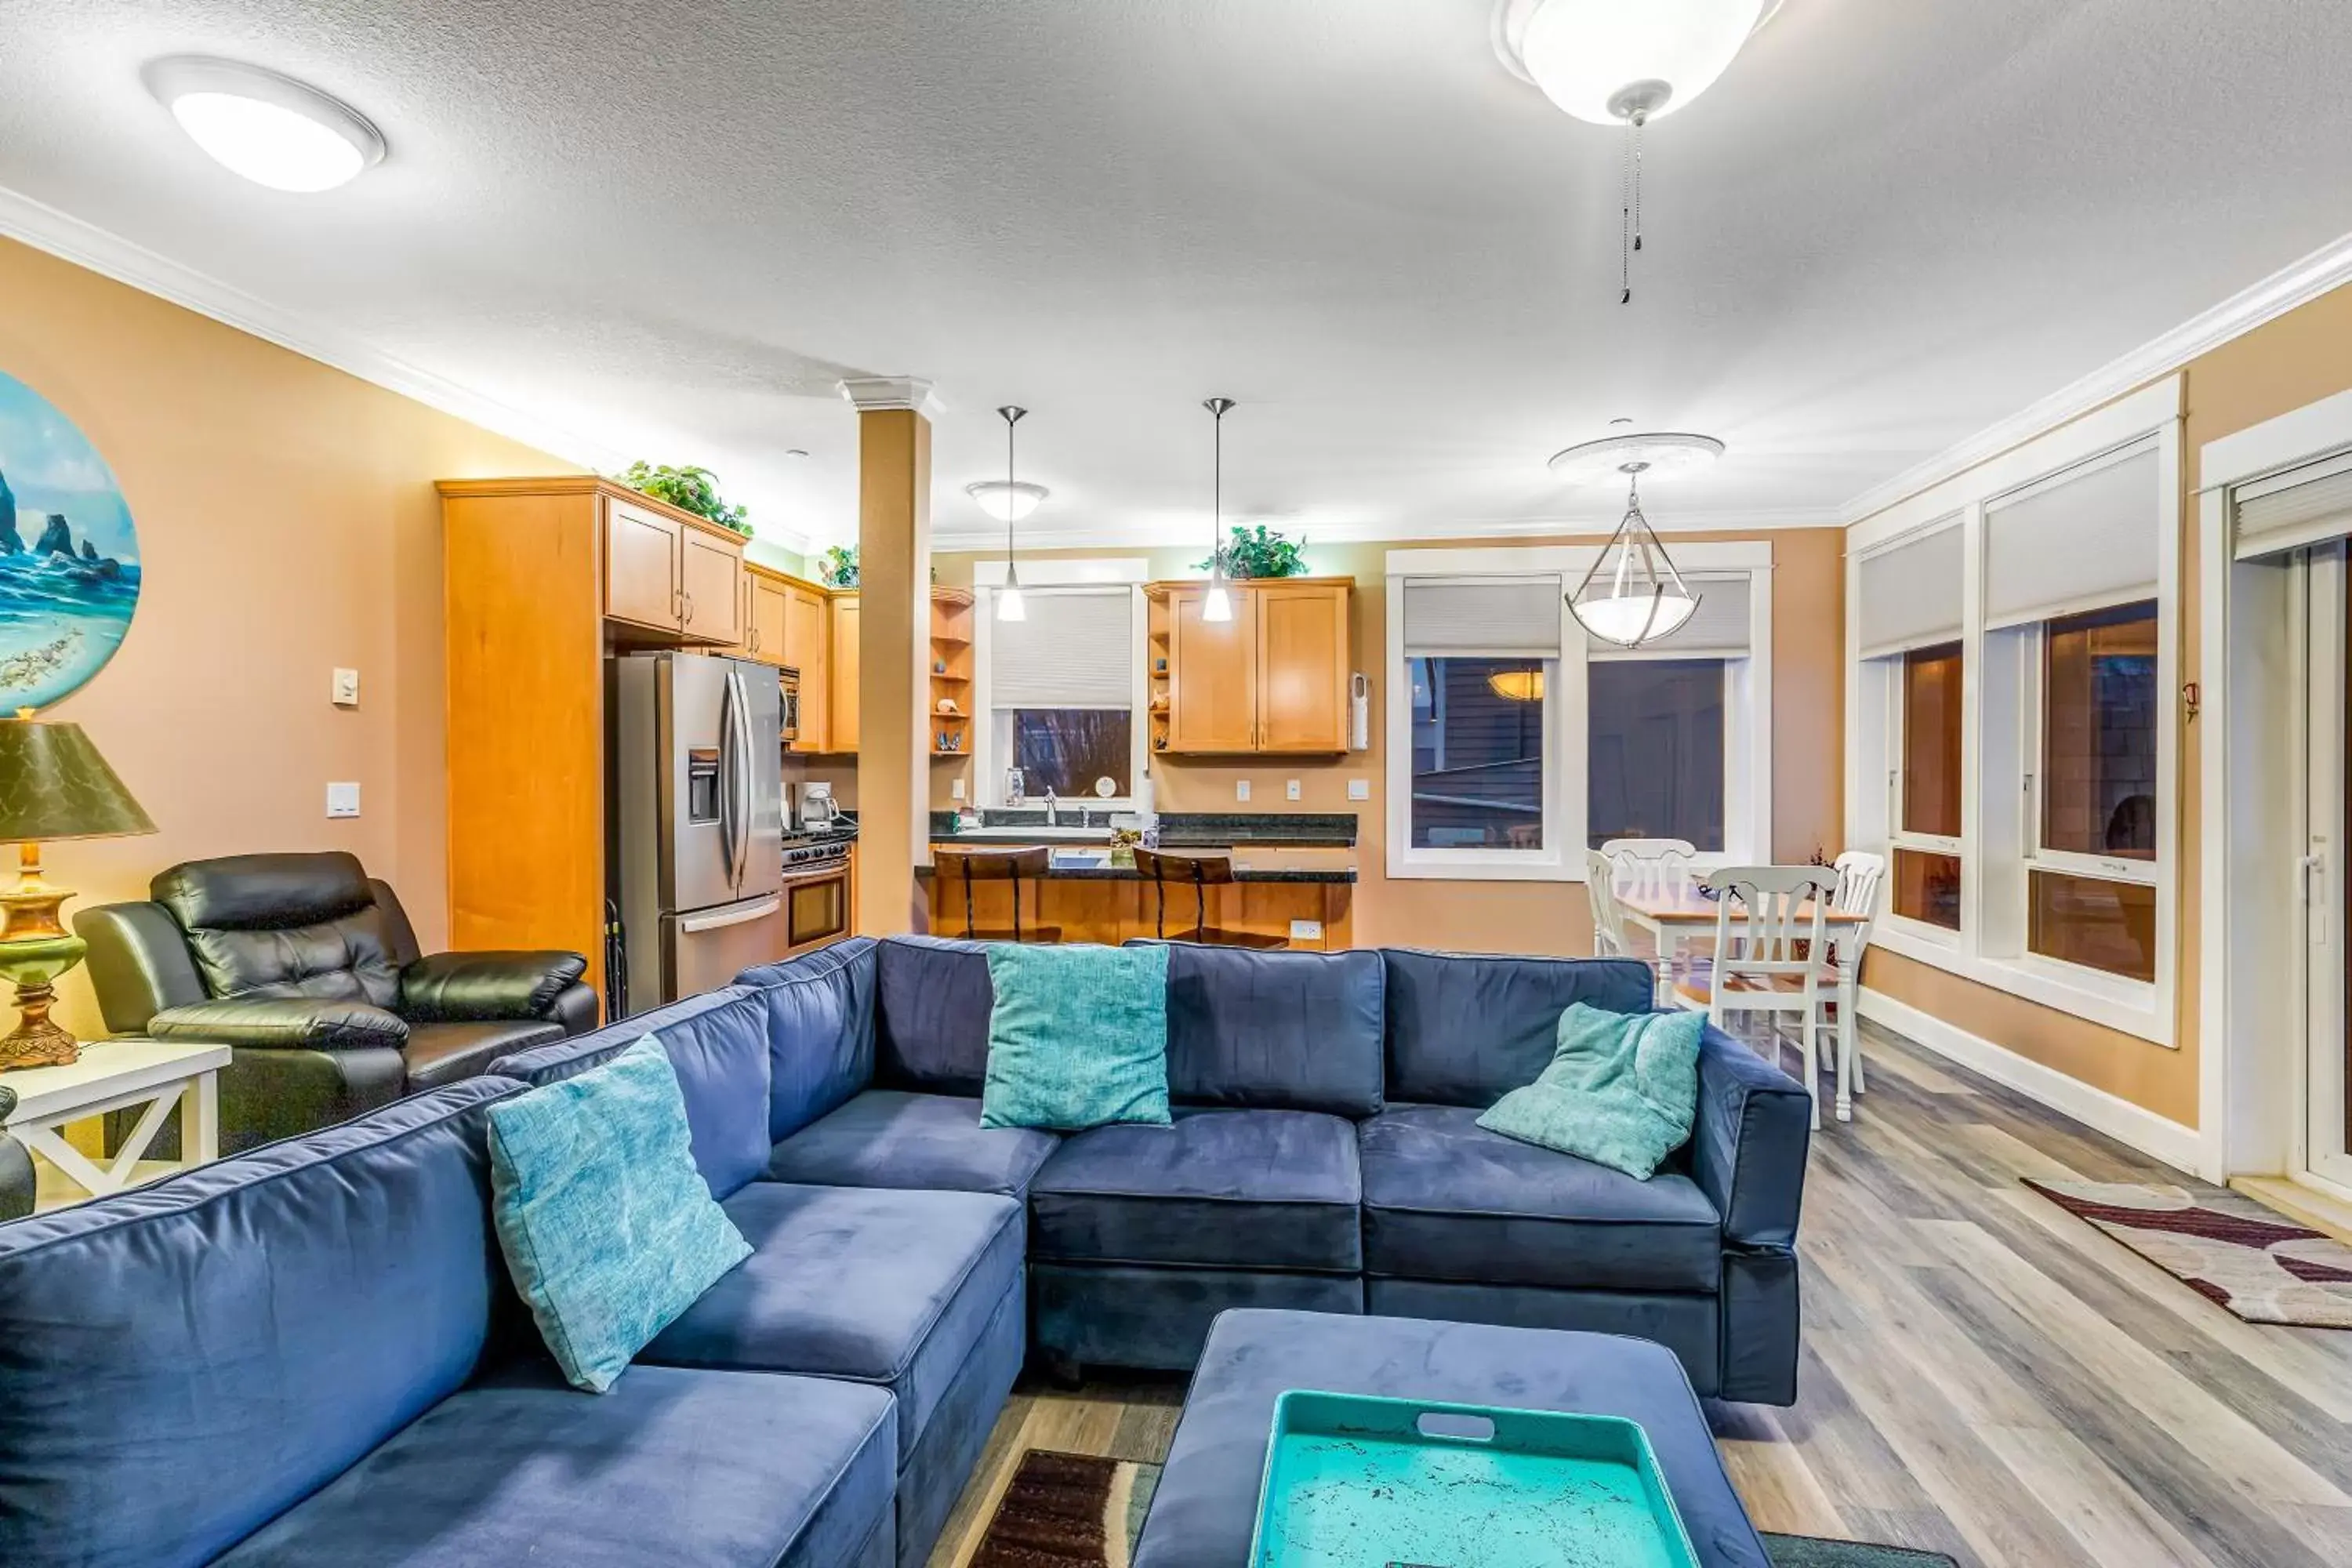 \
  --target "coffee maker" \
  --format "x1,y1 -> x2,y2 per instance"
797,781 -> 841,833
